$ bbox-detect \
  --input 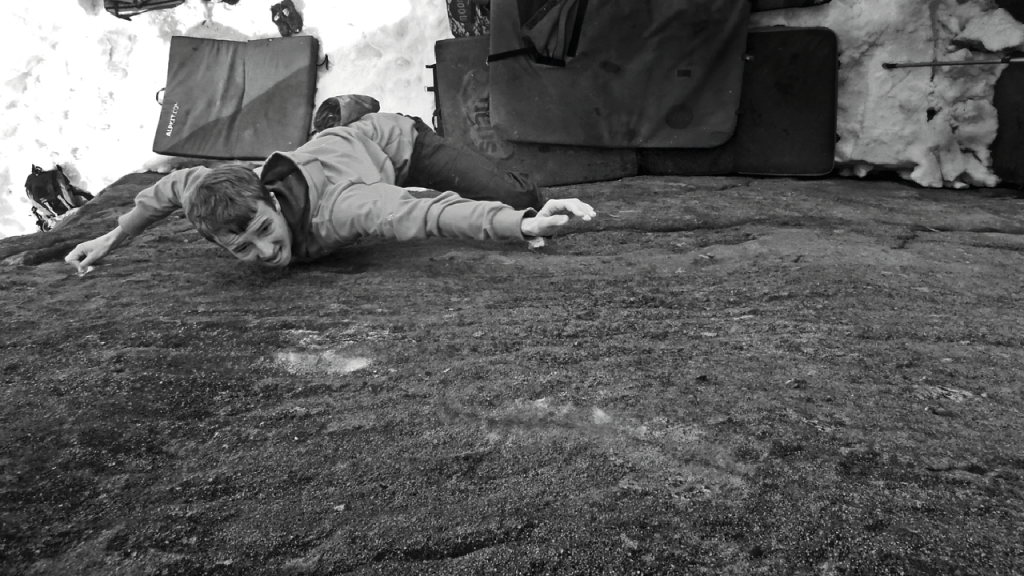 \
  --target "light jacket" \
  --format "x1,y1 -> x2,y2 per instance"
118,113 -> 531,262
